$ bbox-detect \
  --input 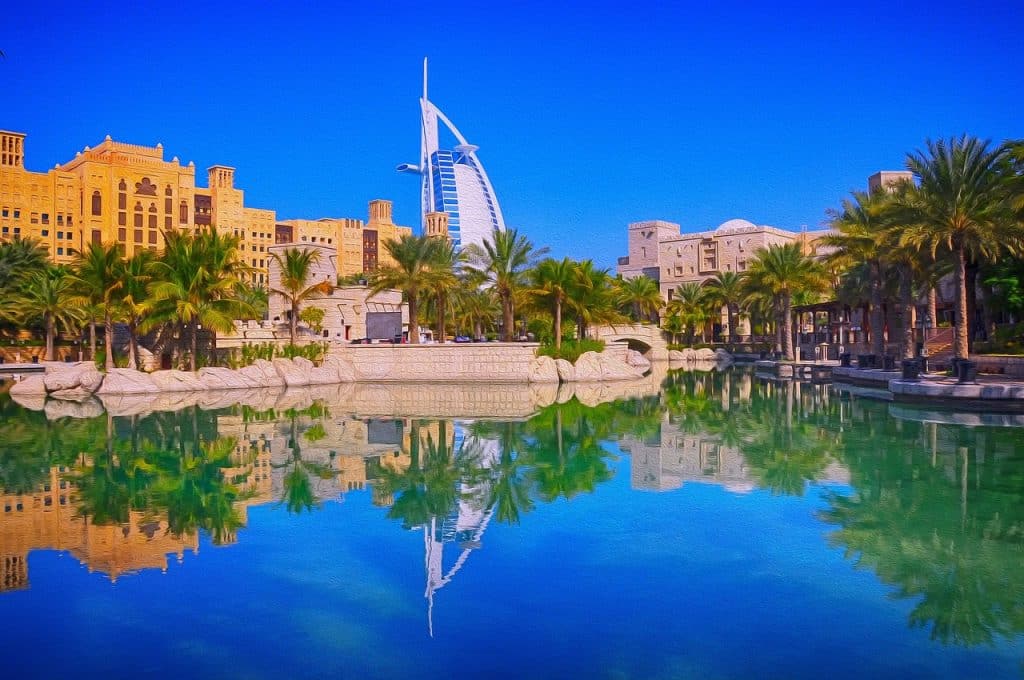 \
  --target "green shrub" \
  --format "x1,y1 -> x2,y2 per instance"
537,338 -> 605,363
